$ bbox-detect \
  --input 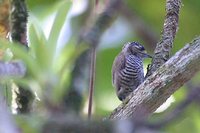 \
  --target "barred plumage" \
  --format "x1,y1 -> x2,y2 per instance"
112,42 -> 151,101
